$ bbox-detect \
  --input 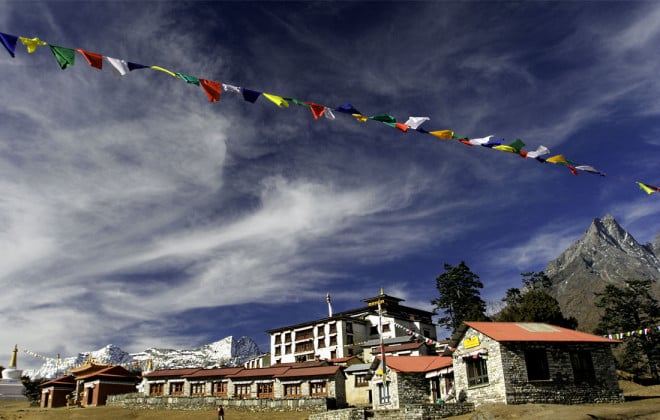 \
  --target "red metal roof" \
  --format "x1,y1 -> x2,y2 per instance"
371,341 -> 424,354
275,365 -> 341,378
377,356 -> 453,373
75,365 -> 137,380
226,366 -> 291,378
182,367 -> 244,378
143,368 -> 201,378
464,322 -> 617,343
40,375 -> 76,387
